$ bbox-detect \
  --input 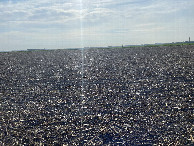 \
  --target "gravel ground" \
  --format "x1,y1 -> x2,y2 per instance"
0,45 -> 193,145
